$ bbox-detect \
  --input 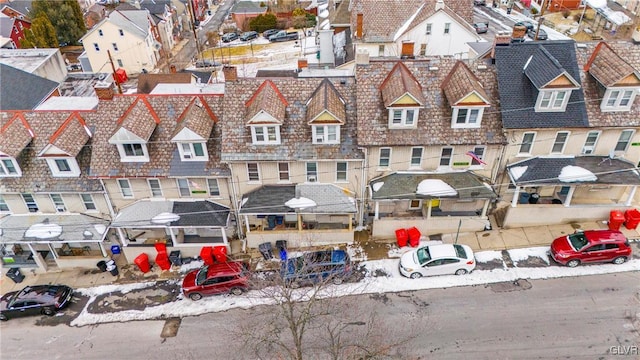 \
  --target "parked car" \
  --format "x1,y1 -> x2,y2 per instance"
182,262 -> 250,300
473,22 -> 489,34
281,250 -> 352,288
263,29 -> 280,38
268,30 -> 299,42
195,59 -> 221,68
240,31 -> 258,41
399,244 -> 476,279
550,230 -> 632,267
514,20 -> 535,31
527,28 -> 547,40
0,285 -> 74,321
473,0 -> 486,5
221,32 -> 239,43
